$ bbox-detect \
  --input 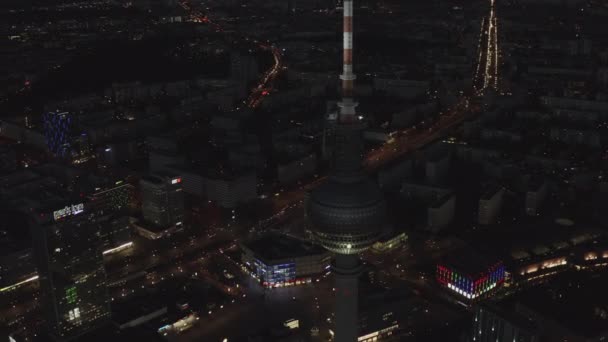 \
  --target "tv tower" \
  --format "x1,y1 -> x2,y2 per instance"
307,0 -> 386,341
